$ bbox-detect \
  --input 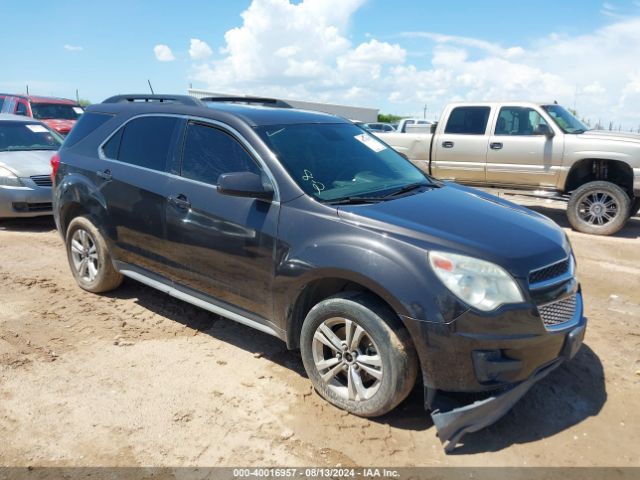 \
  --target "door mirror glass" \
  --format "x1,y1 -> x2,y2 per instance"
534,123 -> 554,138
218,172 -> 274,200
